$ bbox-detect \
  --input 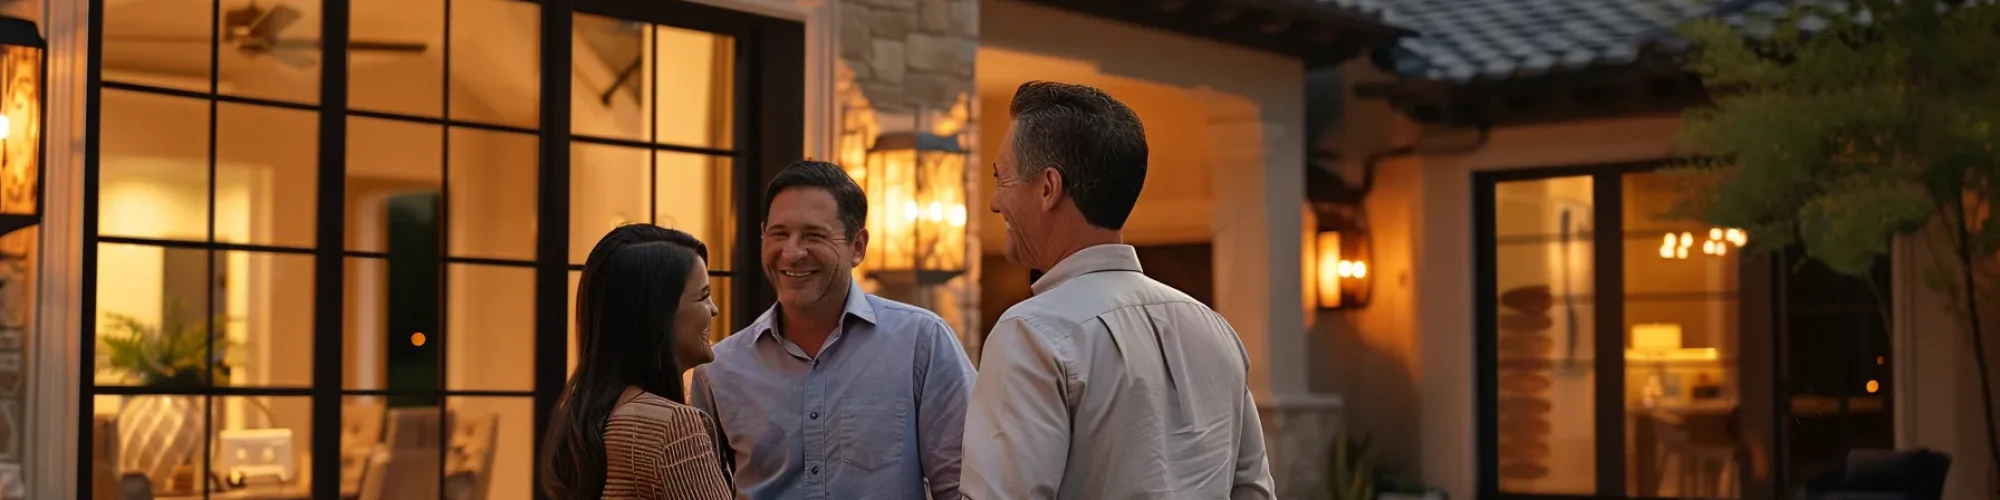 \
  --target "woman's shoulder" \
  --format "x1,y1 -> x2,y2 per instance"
607,392 -> 708,432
